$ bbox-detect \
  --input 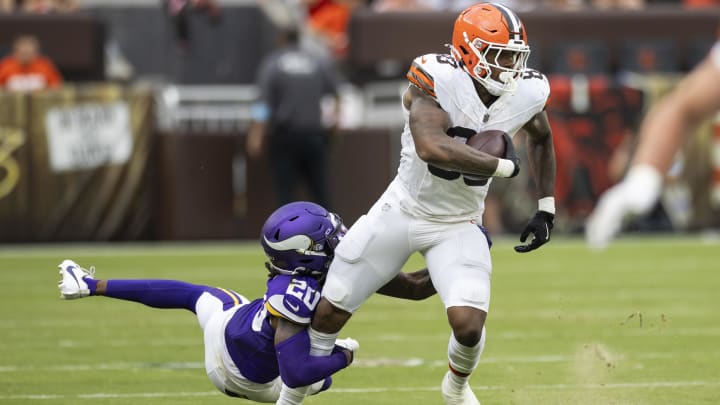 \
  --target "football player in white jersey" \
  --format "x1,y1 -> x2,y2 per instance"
303,3 -> 557,405
586,41 -> 720,249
